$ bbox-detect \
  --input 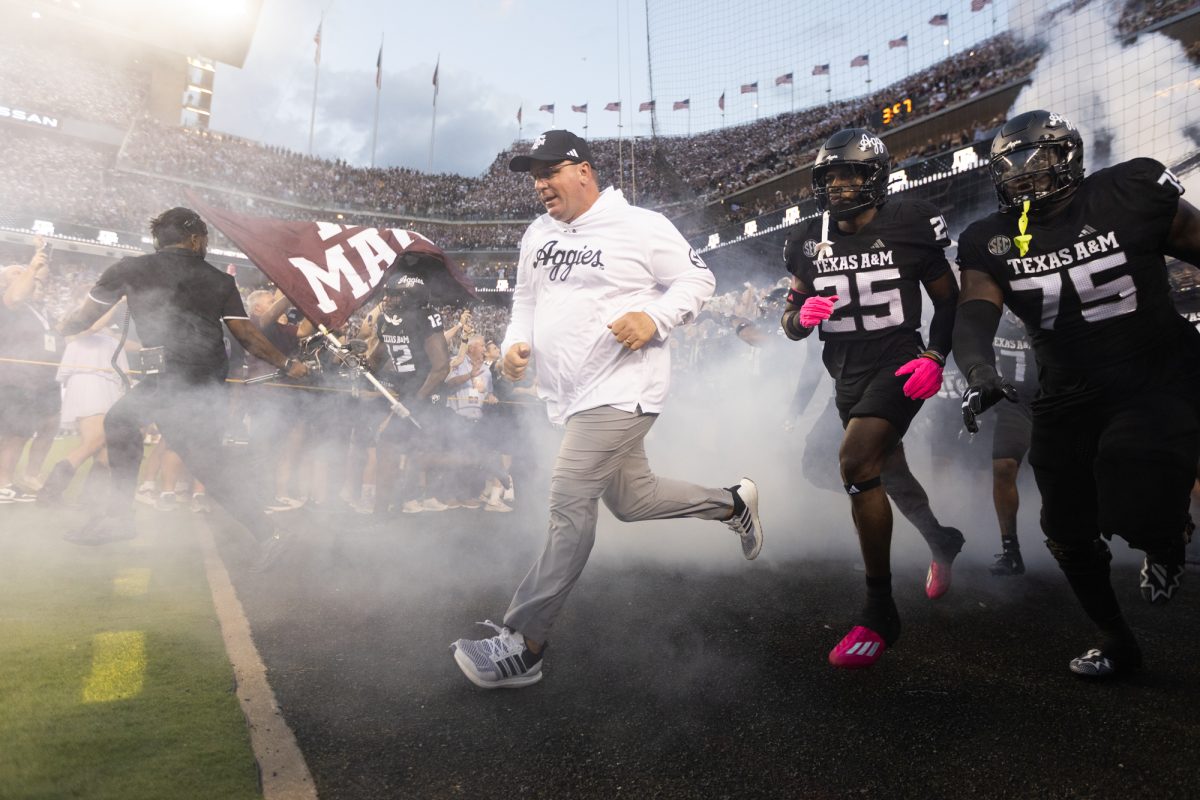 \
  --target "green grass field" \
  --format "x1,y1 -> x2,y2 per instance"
0,442 -> 263,800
